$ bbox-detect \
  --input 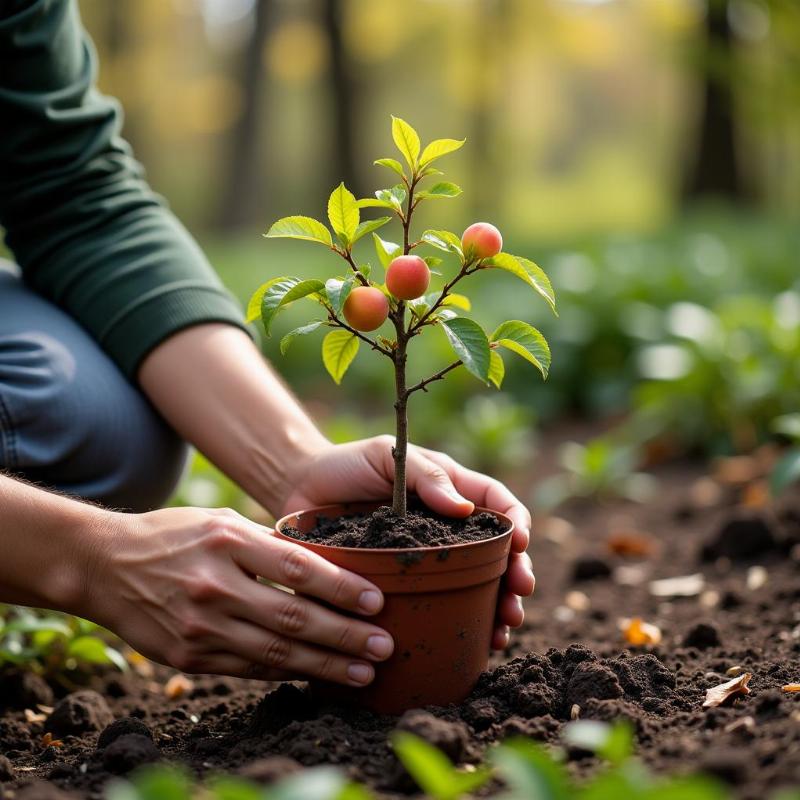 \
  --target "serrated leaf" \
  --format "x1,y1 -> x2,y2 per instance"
421,229 -> 463,256
441,318 -> 490,383
325,277 -> 355,317
419,137 -> 466,166
488,253 -> 557,315
373,234 -> 402,269
374,157 -> 406,178
391,116 -> 420,170
322,330 -> 359,384
488,350 -> 505,389
265,216 -> 332,246
327,183 -> 359,245
441,293 -> 471,311
391,732 -> 490,800
352,216 -> 391,244
280,321 -> 324,355
416,182 -> 462,200
491,320 -> 551,378
261,278 -> 325,336
247,278 -> 284,323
